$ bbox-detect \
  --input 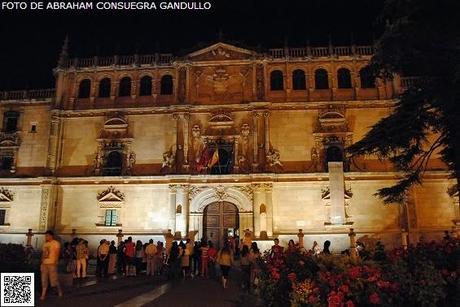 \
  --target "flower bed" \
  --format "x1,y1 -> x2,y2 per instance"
257,239 -> 459,306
